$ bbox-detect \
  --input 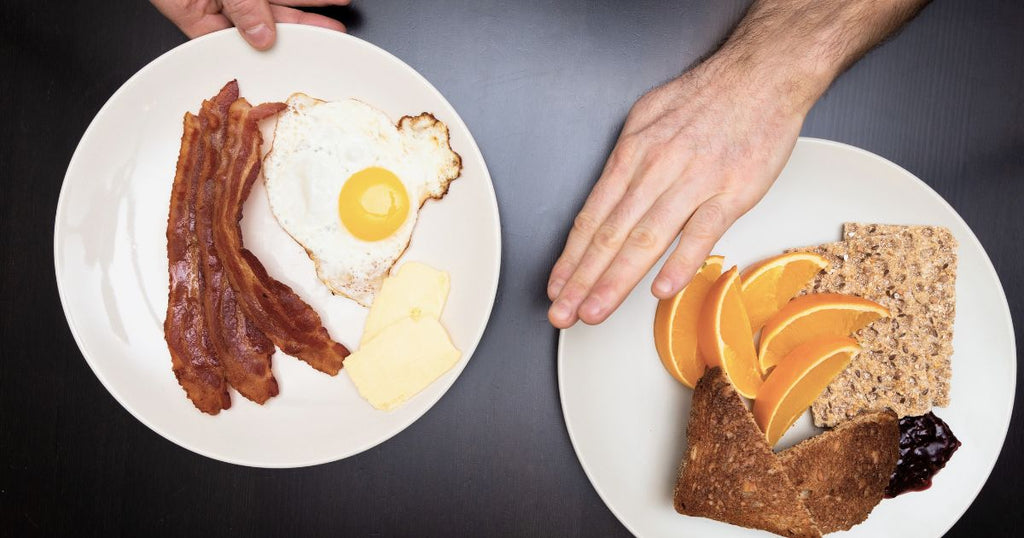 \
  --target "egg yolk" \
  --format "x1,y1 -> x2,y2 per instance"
338,167 -> 410,241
